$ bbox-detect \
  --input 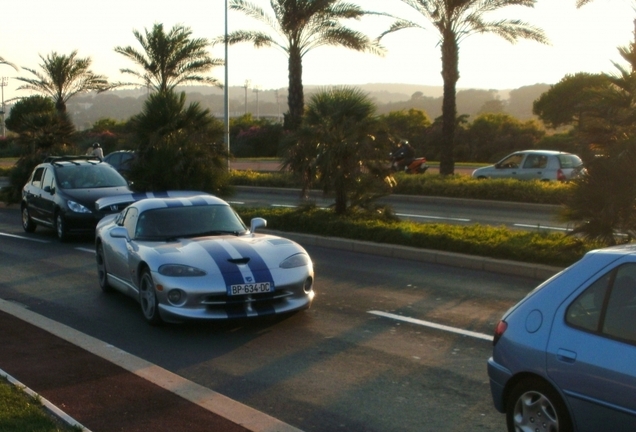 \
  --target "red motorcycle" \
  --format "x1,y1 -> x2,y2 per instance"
390,144 -> 429,174
391,156 -> 429,174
